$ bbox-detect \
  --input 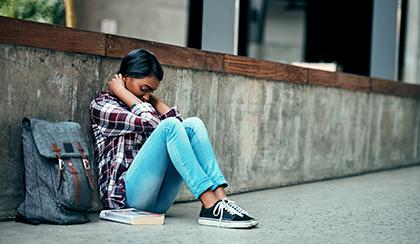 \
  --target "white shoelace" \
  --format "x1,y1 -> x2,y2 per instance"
212,200 -> 243,227
223,198 -> 251,216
